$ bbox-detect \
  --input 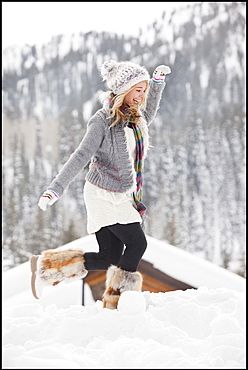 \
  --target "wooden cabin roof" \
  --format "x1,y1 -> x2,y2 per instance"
85,259 -> 195,301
